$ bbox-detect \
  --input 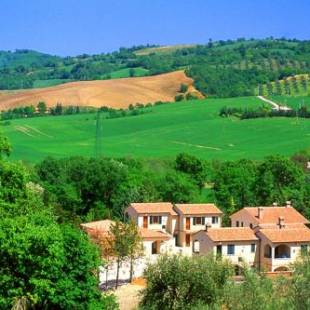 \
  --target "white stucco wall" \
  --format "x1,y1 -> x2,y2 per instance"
194,231 -> 258,267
